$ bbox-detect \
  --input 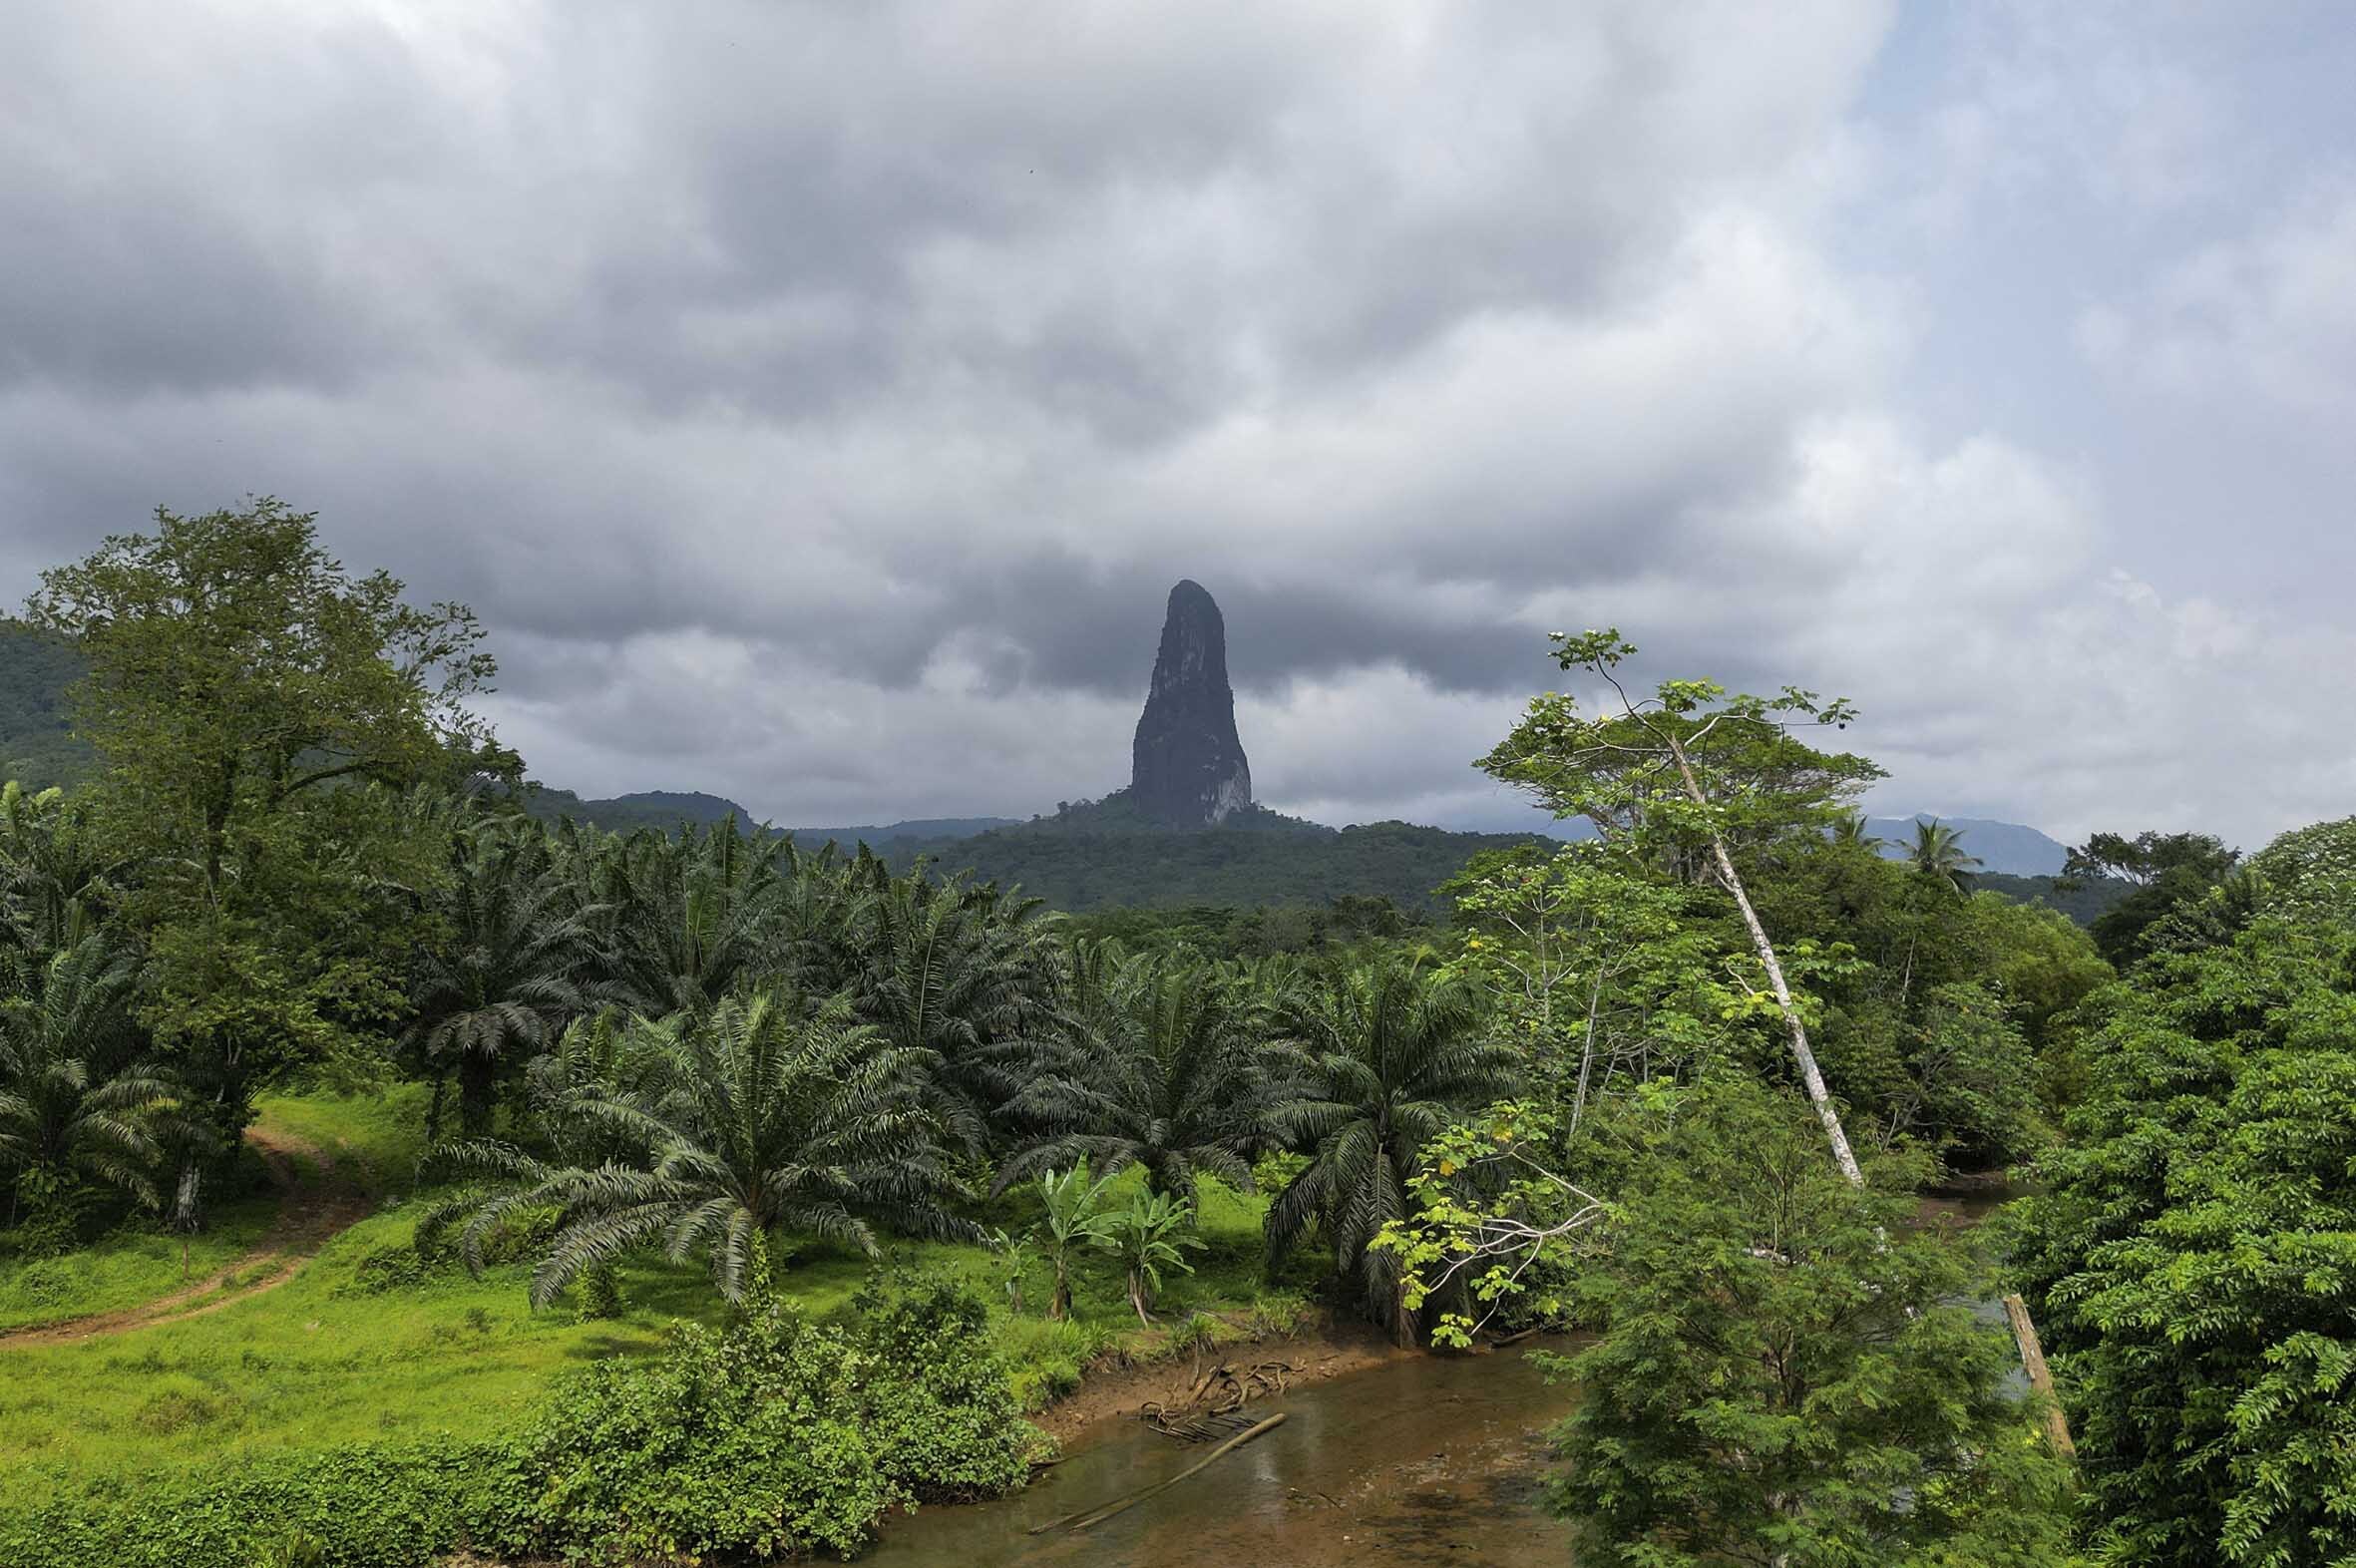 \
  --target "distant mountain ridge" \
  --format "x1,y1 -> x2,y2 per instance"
1863,815 -> 2070,877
